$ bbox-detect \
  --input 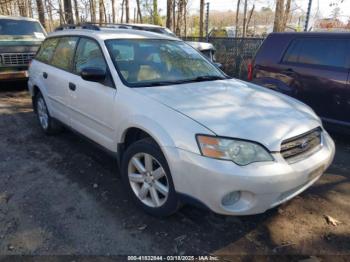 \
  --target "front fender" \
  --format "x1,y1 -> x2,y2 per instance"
117,114 -> 176,149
